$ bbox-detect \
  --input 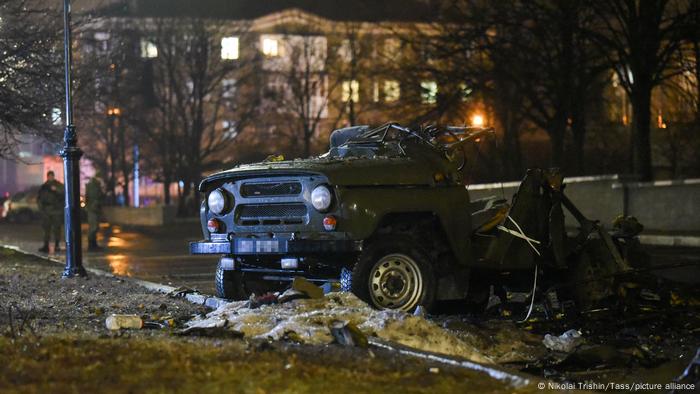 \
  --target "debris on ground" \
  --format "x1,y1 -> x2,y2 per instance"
178,324 -> 245,339
542,329 -> 584,353
2,247 -> 522,393
673,347 -> 700,389
278,288 -> 307,303
185,292 -> 492,364
249,292 -> 279,308
414,305 -> 426,317
291,276 -> 324,299
2,245 -> 699,391
105,314 -> 143,330
329,320 -> 368,347
0,248 -> 205,337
